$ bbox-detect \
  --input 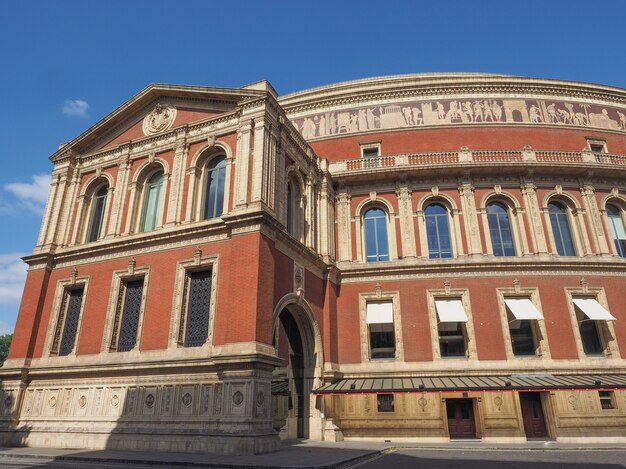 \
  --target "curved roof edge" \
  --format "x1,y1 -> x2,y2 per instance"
278,72 -> 626,110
